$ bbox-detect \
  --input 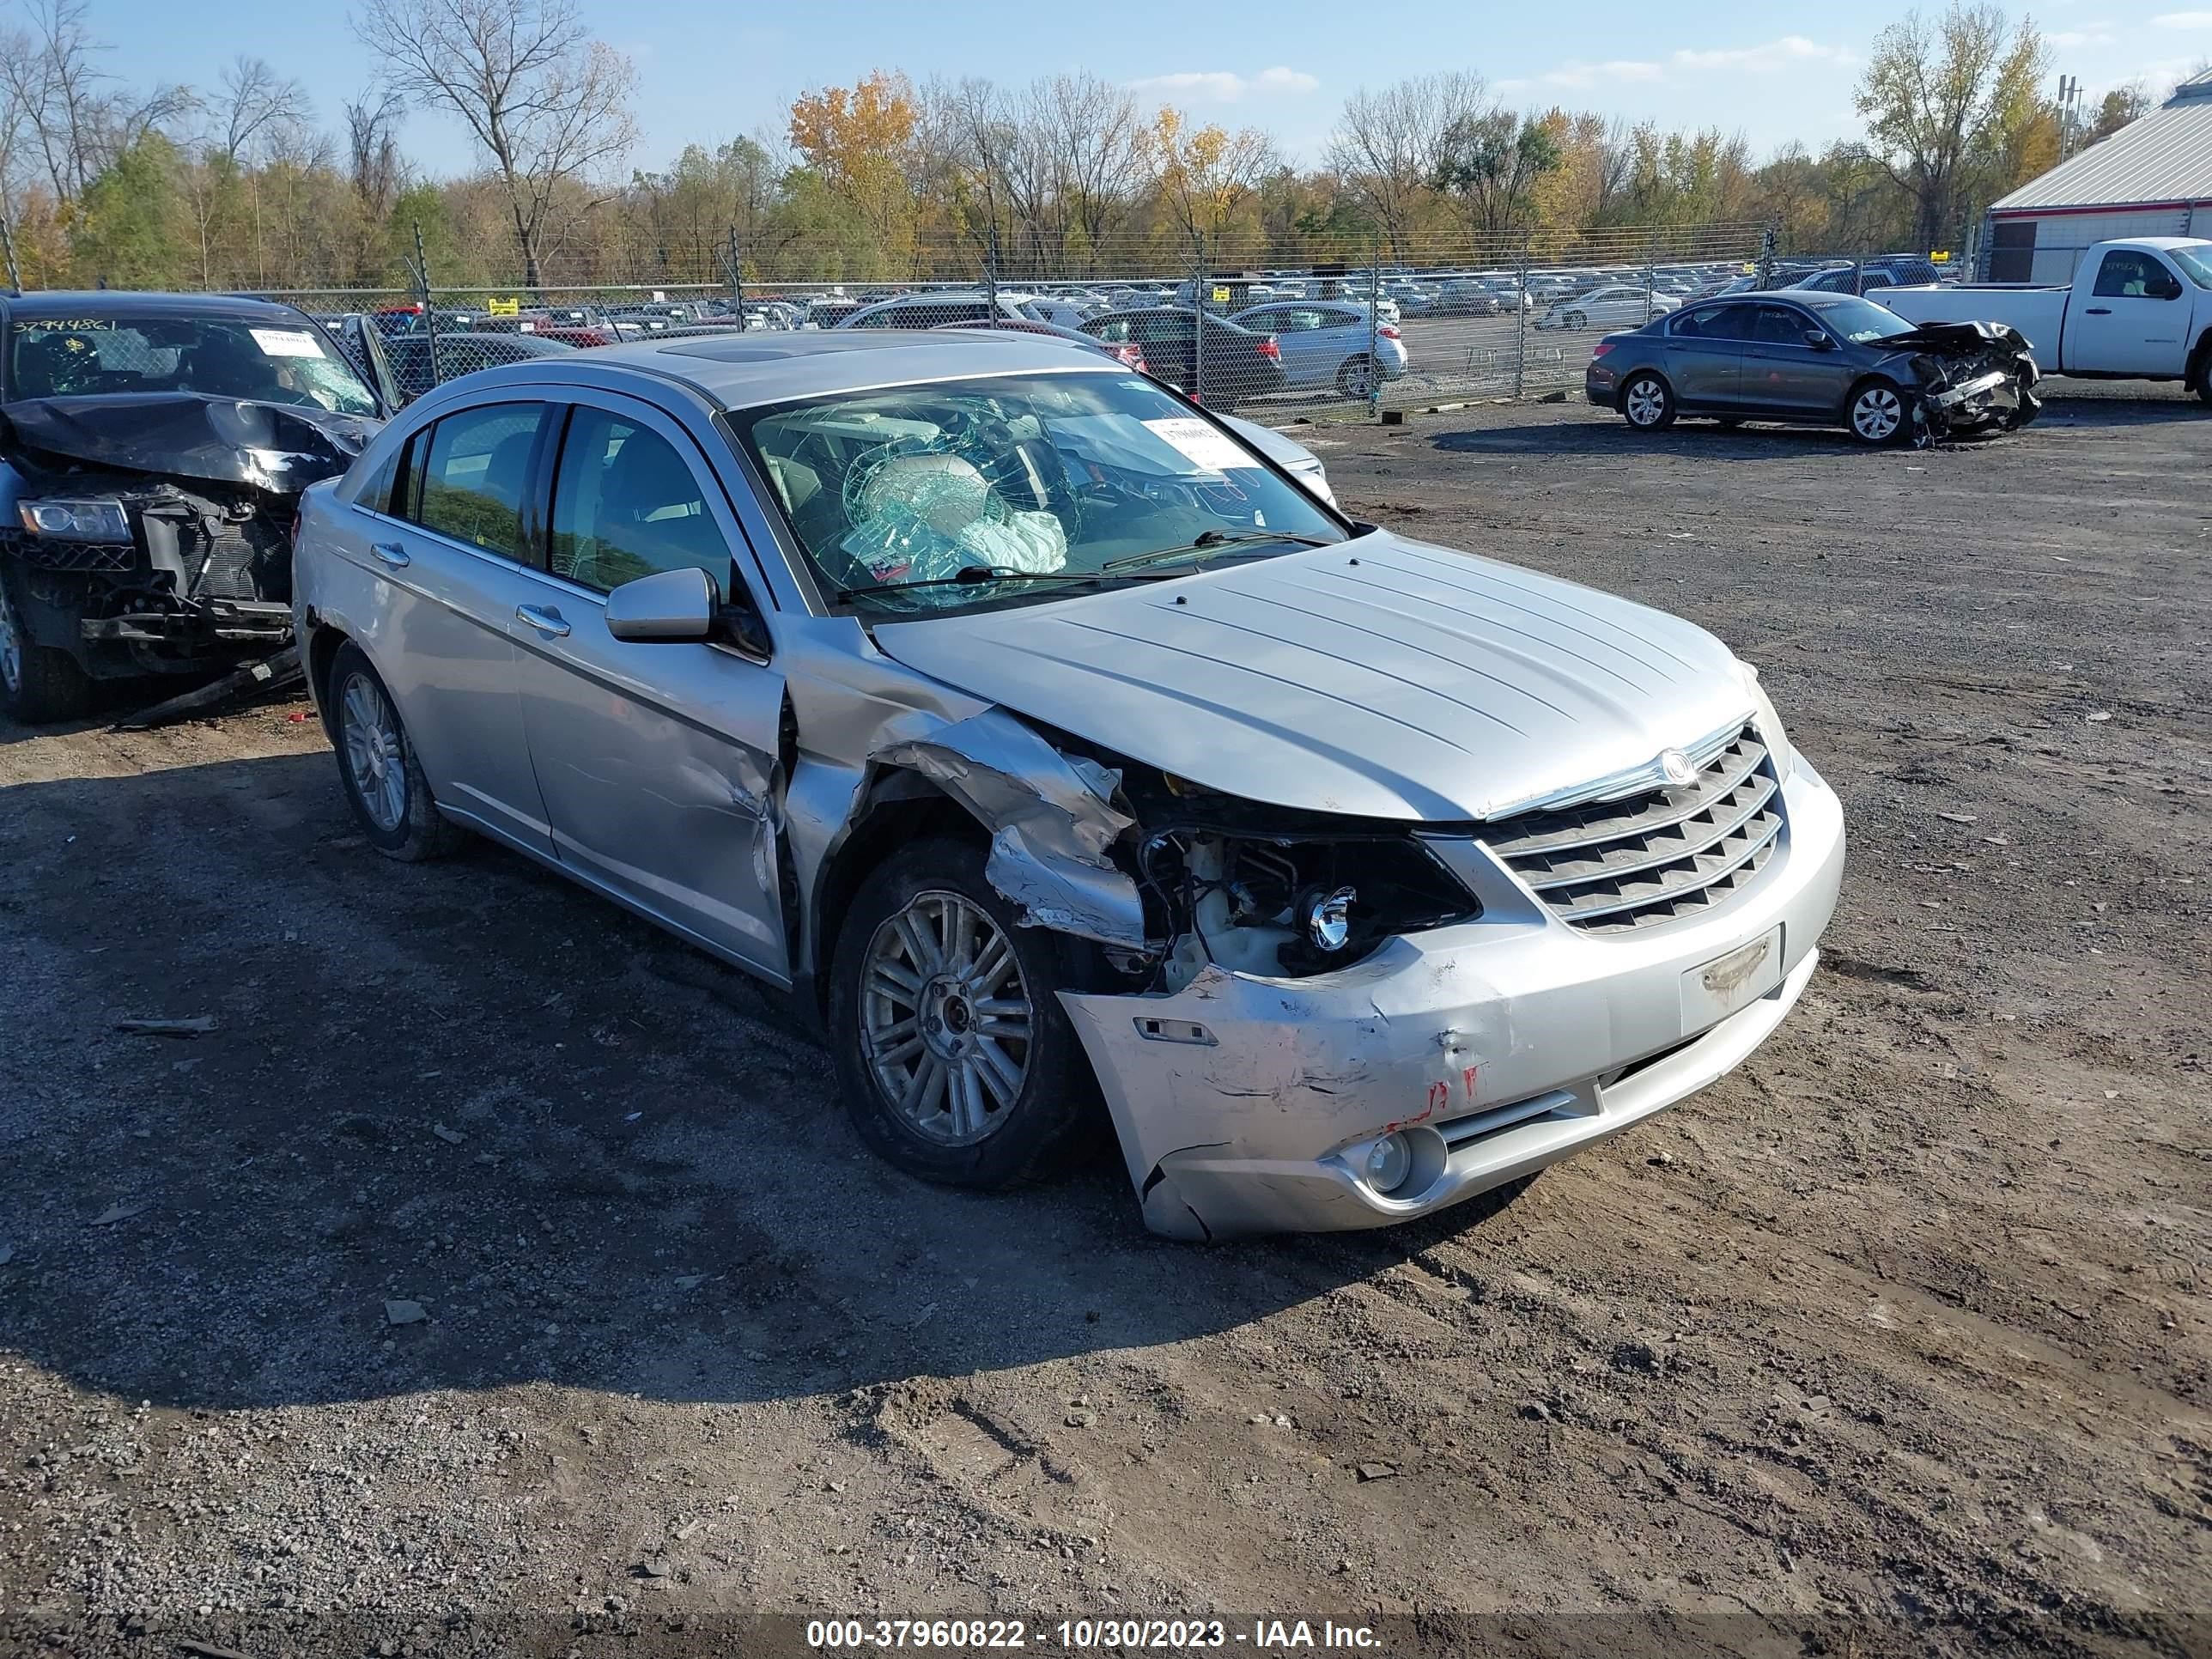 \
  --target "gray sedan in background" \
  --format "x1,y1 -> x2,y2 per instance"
1585,291 -> 2040,446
